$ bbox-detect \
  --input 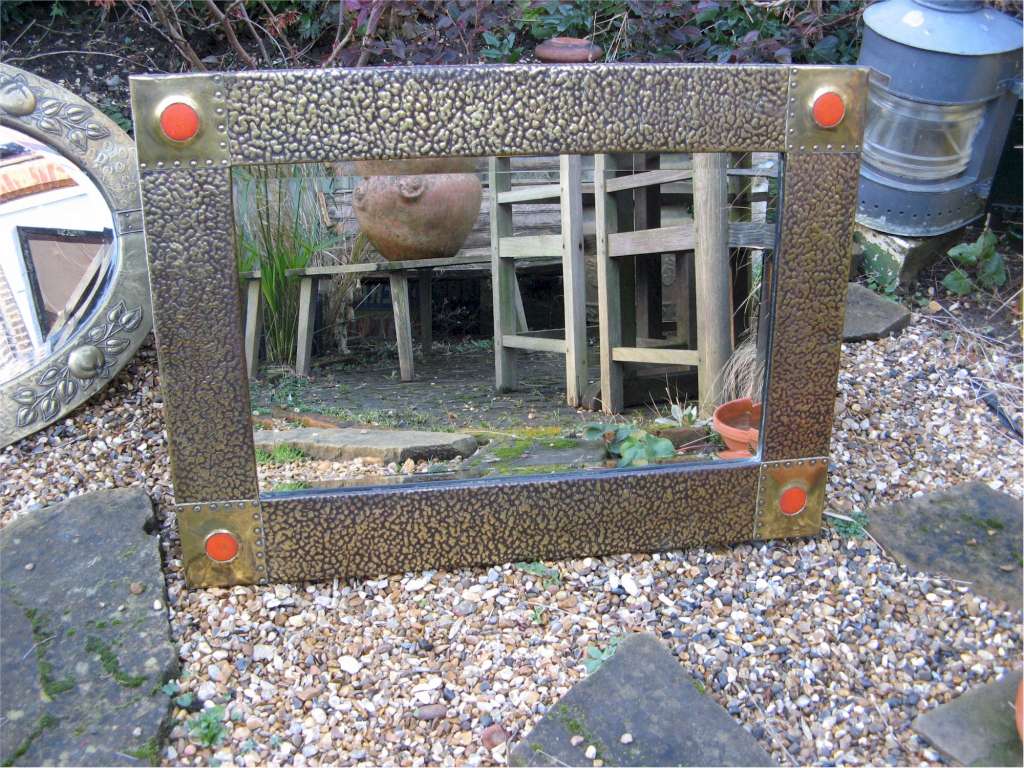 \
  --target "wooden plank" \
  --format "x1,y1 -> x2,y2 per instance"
672,252 -> 698,349
496,234 -> 562,259
595,153 -> 623,414
490,157 -> 518,392
243,276 -> 263,379
417,268 -> 432,357
389,273 -> 414,382
502,334 -> 565,353
693,153 -> 733,417
611,346 -> 699,366
287,253 -> 490,277
496,184 -> 561,204
295,276 -> 318,377
561,154 -> 587,407
606,221 -> 774,257
633,154 -> 662,342
605,167 -> 693,193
